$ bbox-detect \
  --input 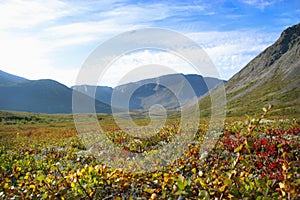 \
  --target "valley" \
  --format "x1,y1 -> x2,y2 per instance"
0,23 -> 299,199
